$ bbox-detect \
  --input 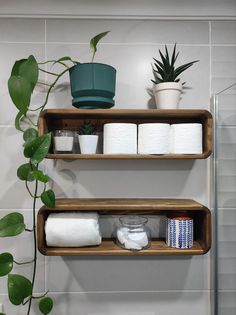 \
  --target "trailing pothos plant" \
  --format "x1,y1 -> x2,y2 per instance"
0,31 -> 109,315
